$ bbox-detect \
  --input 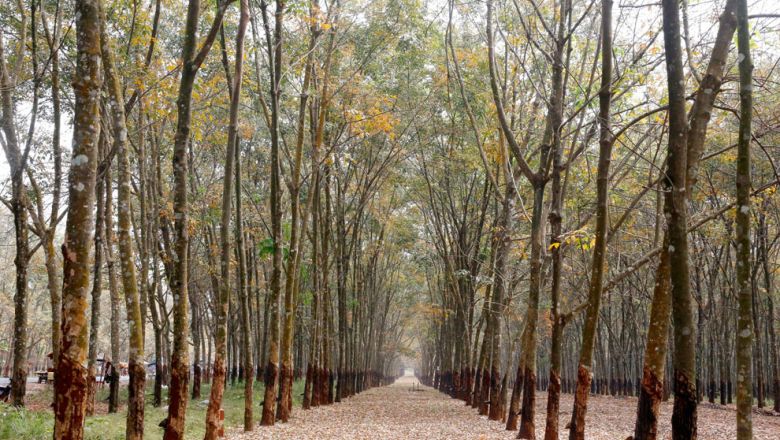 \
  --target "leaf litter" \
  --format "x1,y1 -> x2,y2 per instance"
228,375 -> 780,439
